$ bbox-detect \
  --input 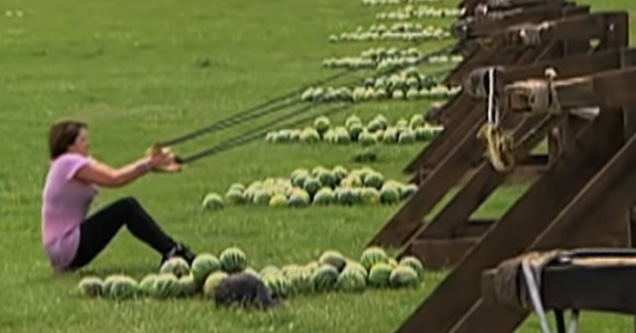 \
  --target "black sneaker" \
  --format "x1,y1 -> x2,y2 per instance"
161,242 -> 196,266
